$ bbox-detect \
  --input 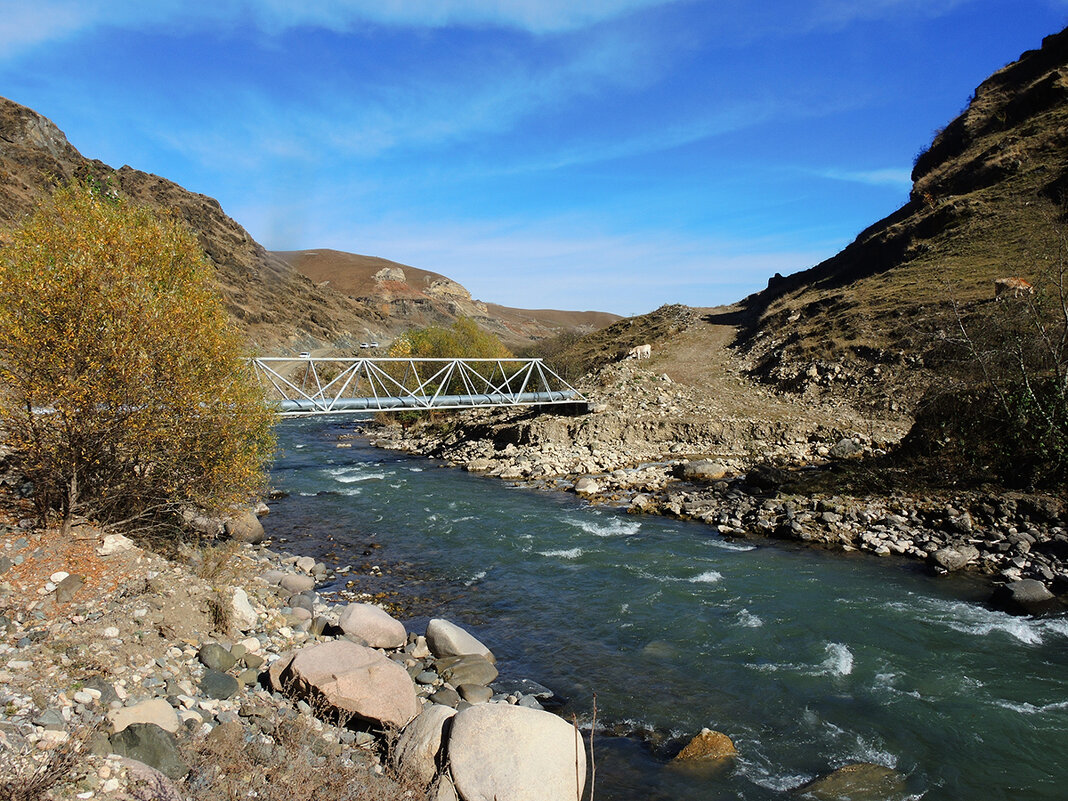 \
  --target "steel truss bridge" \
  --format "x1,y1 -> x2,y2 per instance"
252,356 -> 585,417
